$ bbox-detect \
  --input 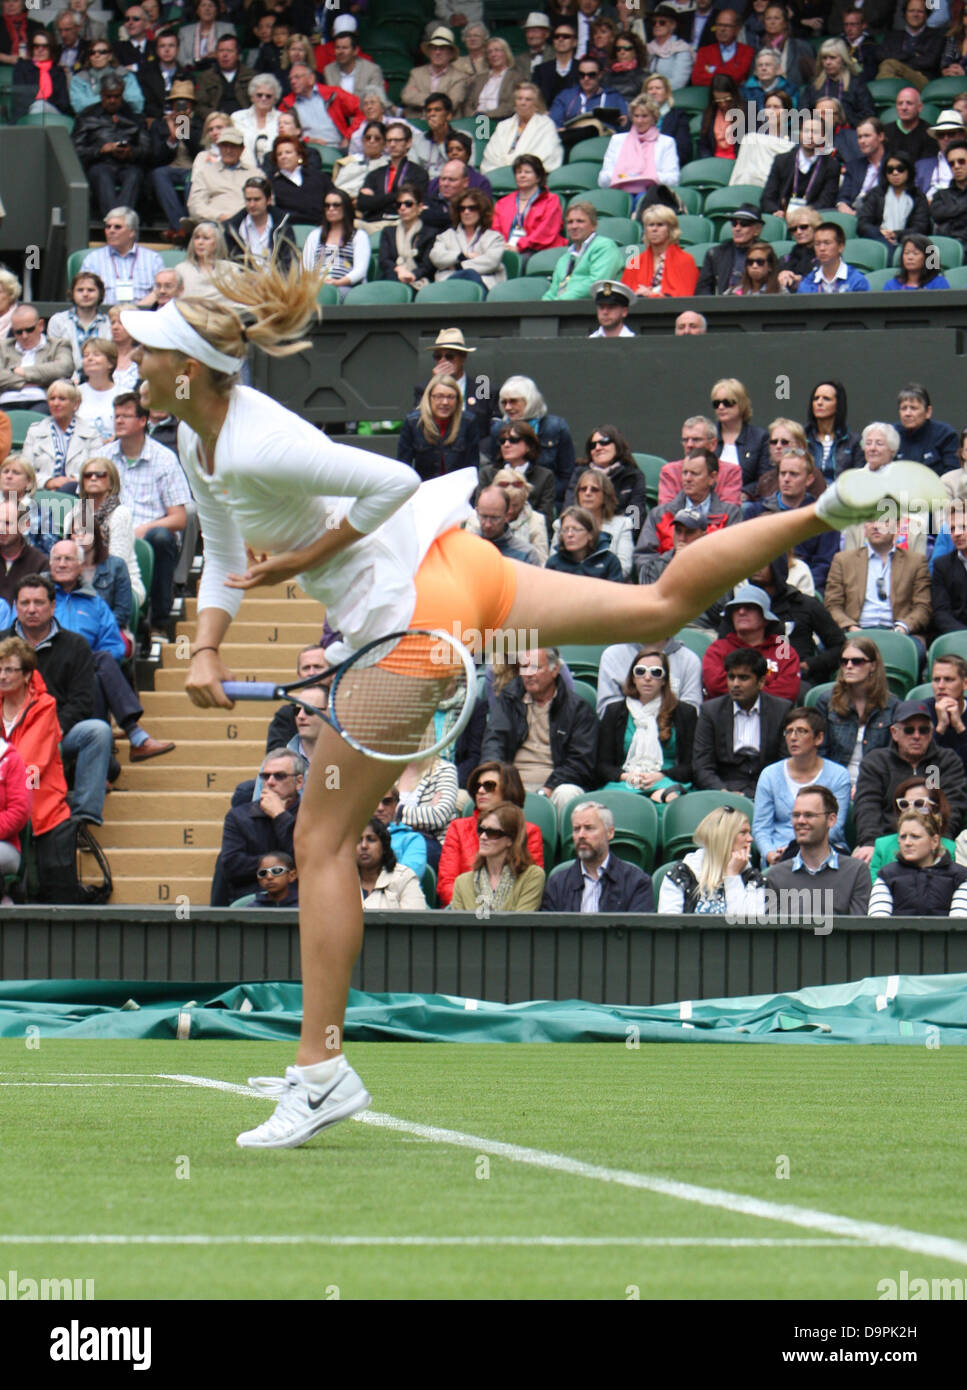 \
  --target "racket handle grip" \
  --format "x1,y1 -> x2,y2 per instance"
222,681 -> 279,700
